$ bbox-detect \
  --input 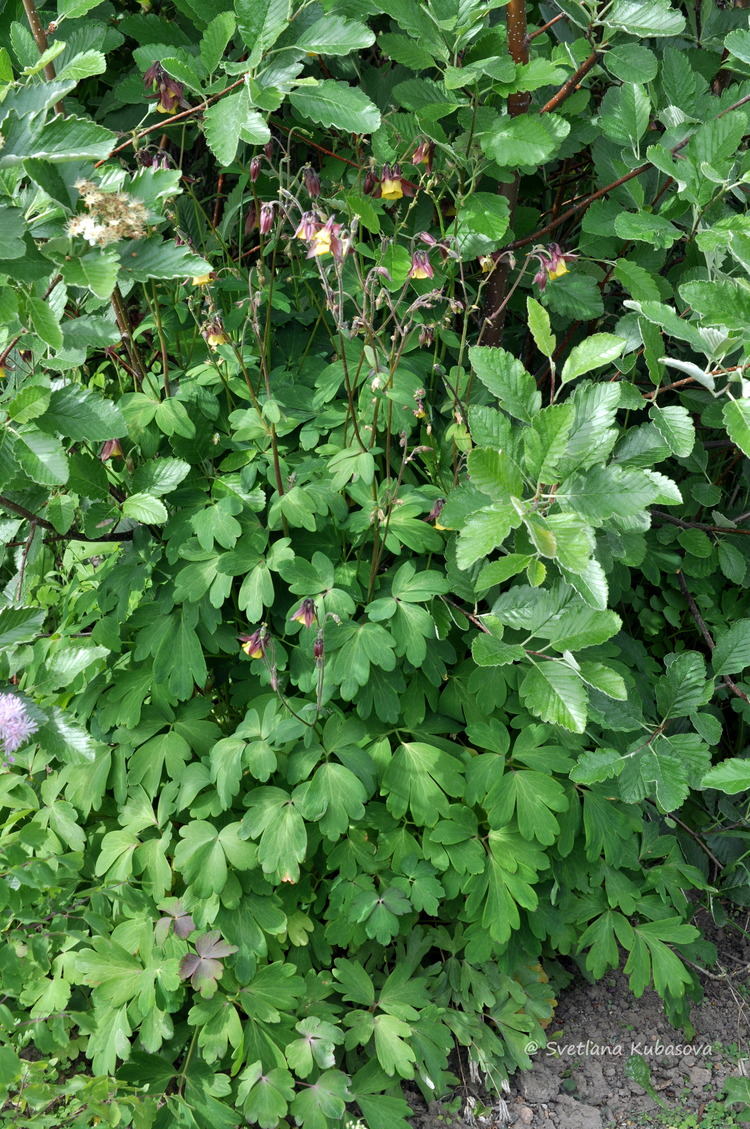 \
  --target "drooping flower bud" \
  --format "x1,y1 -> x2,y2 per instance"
250,156 -> 262,182
363,169 -> 379,197
99,438 -> 124,461
412,138 -> 435,173
303,166 -> 321,198
264,140 -> 274,160
259,202 -> 275,235
313,633 -> 324,666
